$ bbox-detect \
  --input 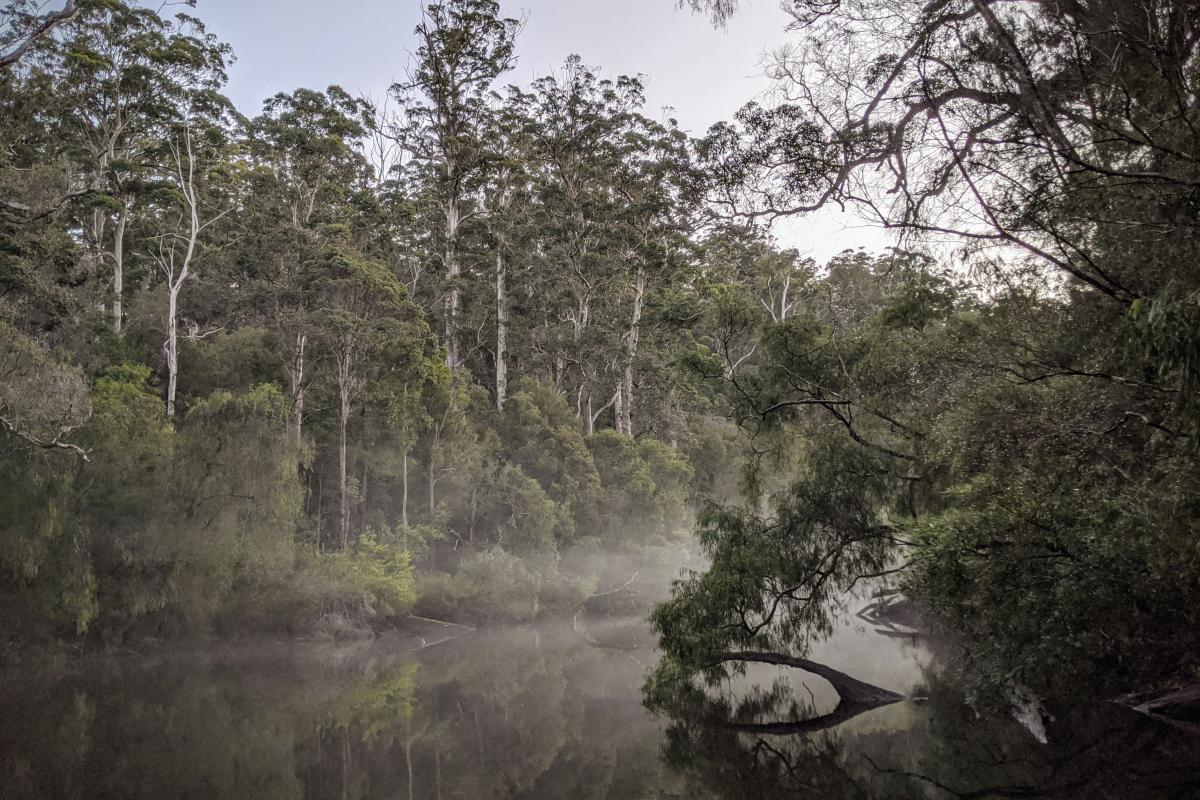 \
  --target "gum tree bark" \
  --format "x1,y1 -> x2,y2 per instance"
154,128 -> 224,417
495,245 -> 508,410
287,331 -> 307,438
617,261 -> 646,436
